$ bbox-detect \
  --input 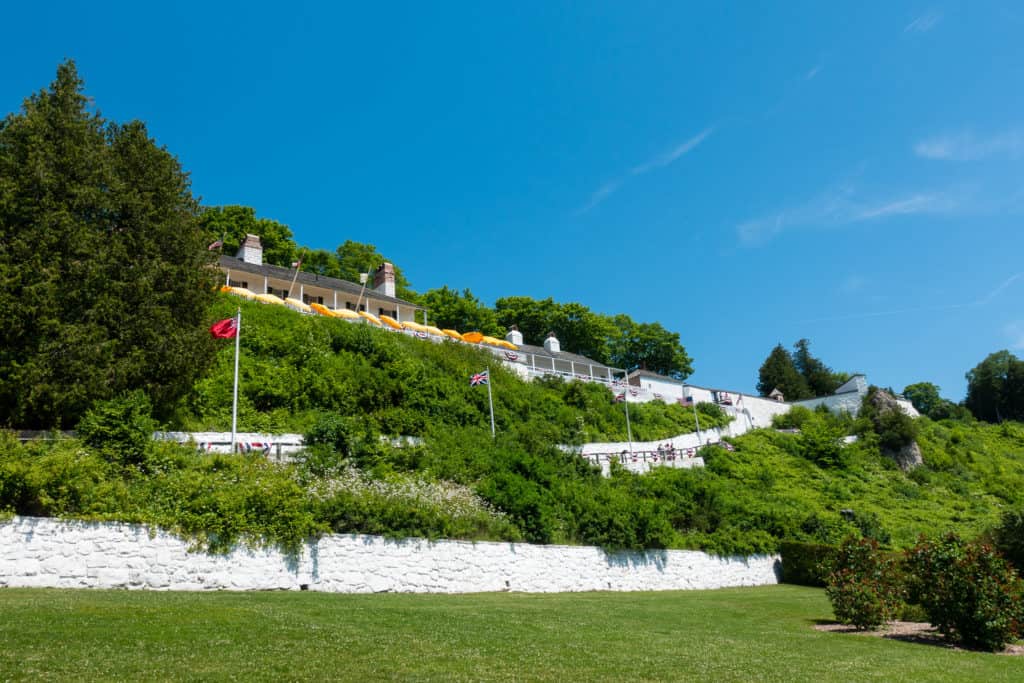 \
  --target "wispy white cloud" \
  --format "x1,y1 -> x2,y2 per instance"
629,128 -> 714,176
801,272 -> 1023,324
576,127 -> 714,214
979,273 -> 1024,305
1006,321 -> 1024,350
914,129 -> 1024,161
737,184 -> 958,247
904,9 -> 942,33
855,193 -> 954,220
576,180 -> 623,215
